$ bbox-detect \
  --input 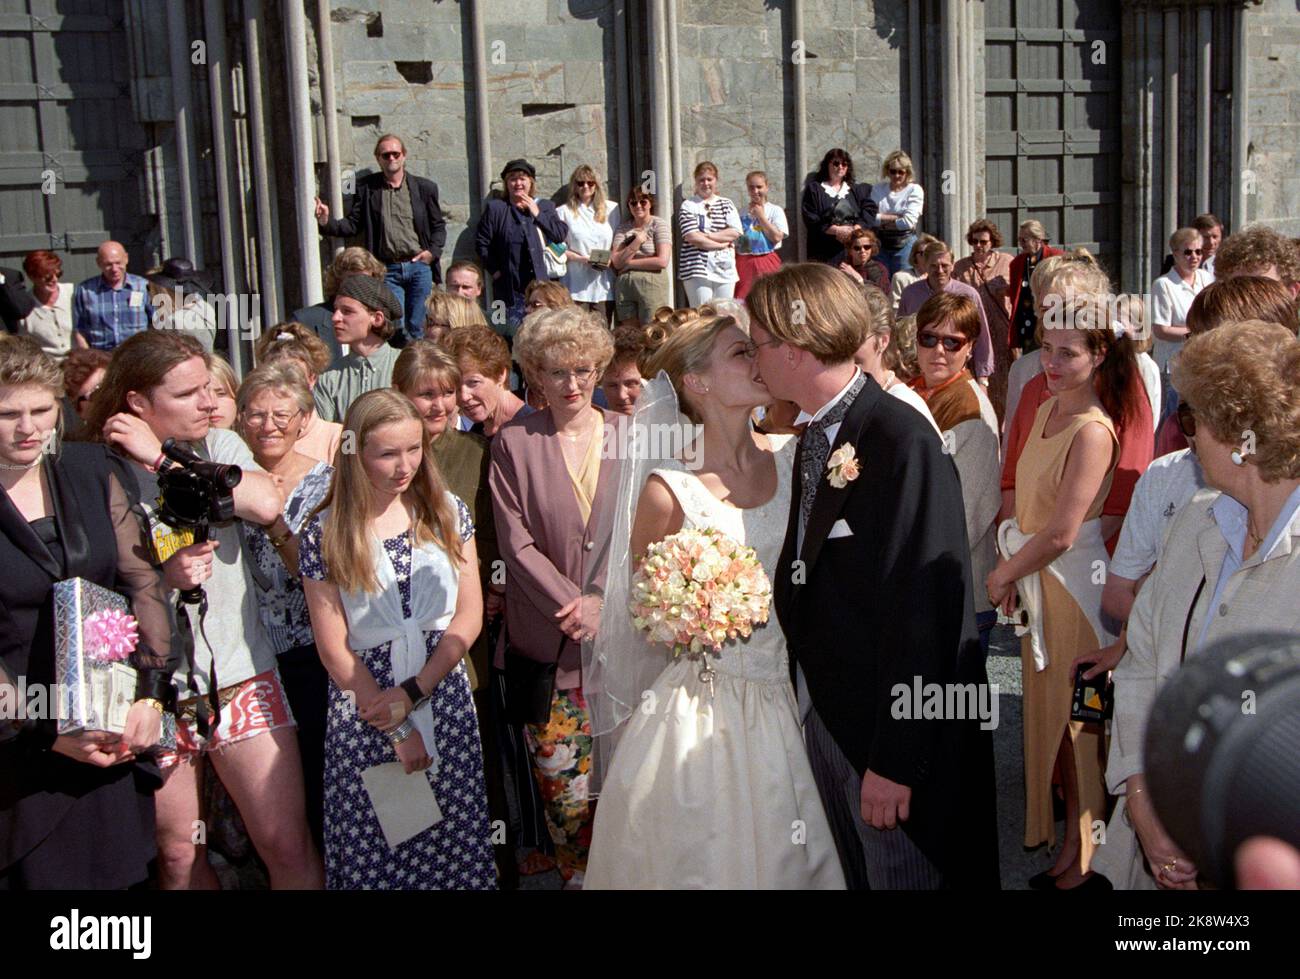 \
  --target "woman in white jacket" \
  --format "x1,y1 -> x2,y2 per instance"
1094,320 -> 1300,890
